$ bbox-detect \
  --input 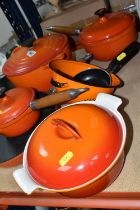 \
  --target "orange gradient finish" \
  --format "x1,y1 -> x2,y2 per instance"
79,11 -> 137,61
50,59 -> 121,103
3,34 -> 72,92
27,103 -> 124,197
